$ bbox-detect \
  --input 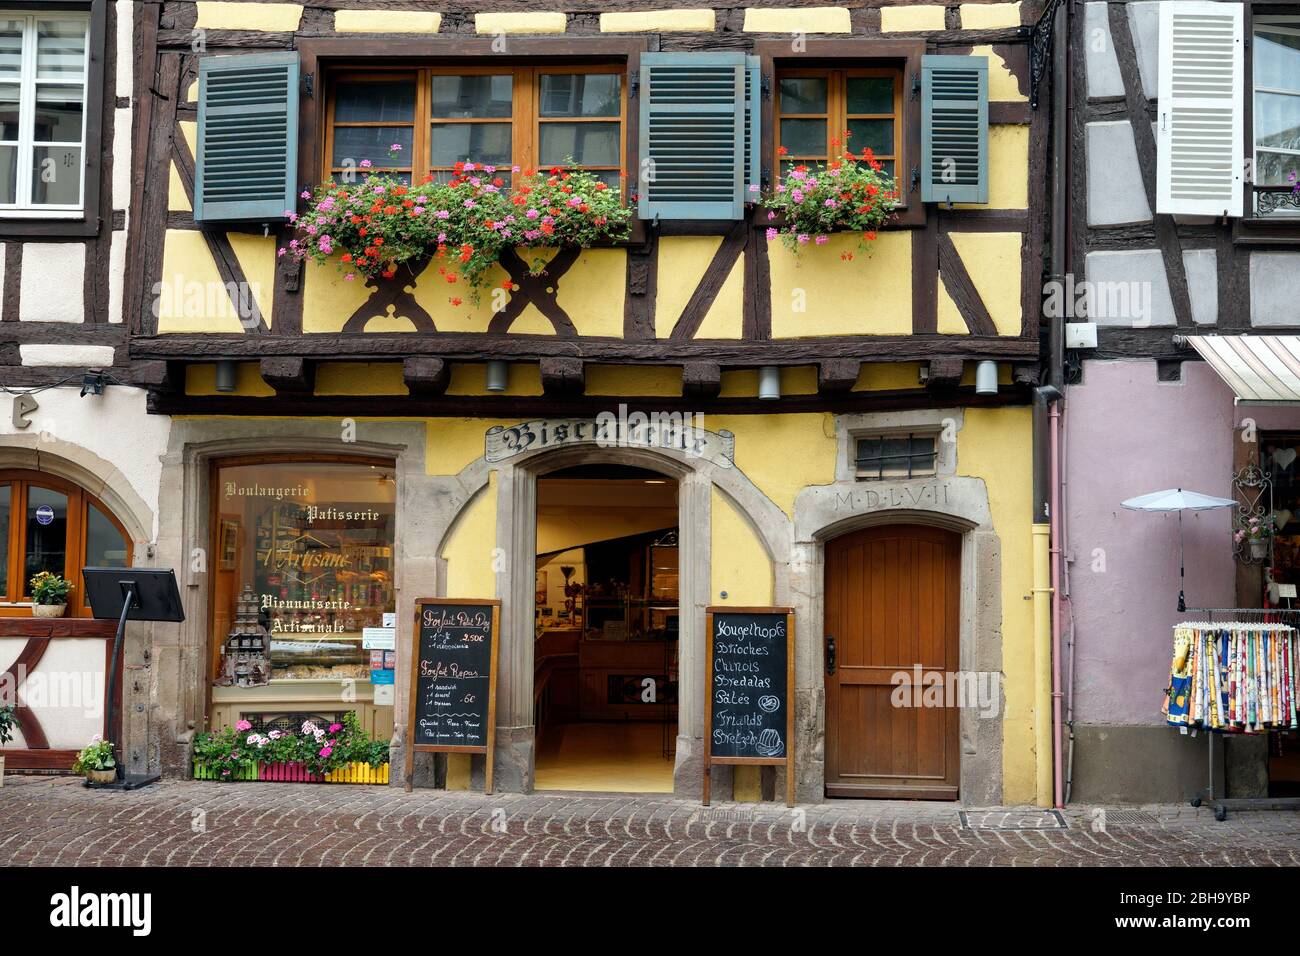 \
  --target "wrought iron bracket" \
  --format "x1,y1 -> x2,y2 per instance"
1029,0 -> 1066,111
